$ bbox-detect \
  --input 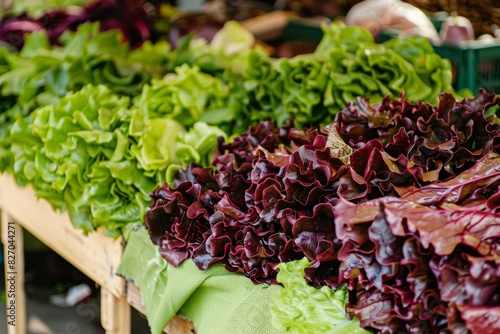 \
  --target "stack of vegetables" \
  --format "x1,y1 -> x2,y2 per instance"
145,91 -> 500,332
1,20 -> 459,237
235,23 -> 456,131
1,23 -> 170,235
1,5 -> 498,332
